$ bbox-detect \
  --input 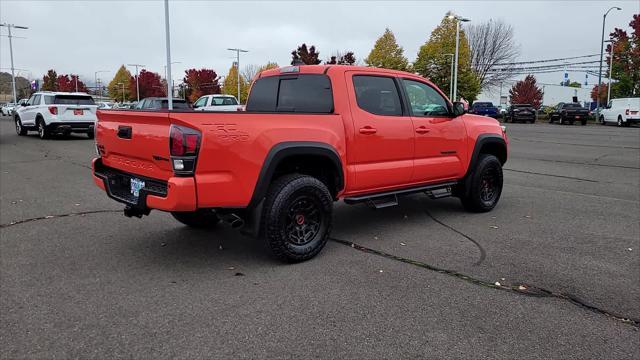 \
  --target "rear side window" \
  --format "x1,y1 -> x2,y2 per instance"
353,75 -> 403,116
246,74 -> 333,113
53,95 -> 95,105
